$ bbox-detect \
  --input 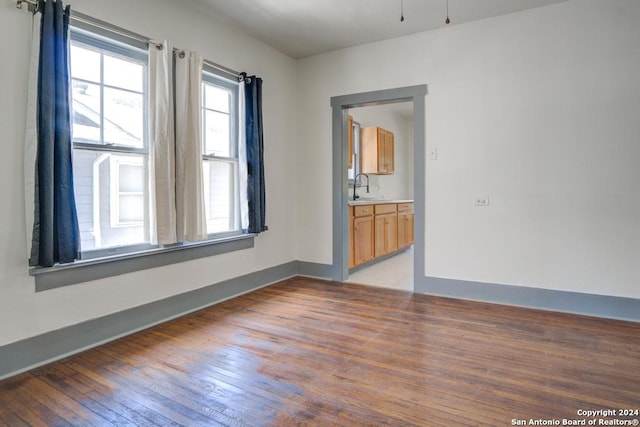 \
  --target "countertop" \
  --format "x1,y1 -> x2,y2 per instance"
348,199 -> 414,206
